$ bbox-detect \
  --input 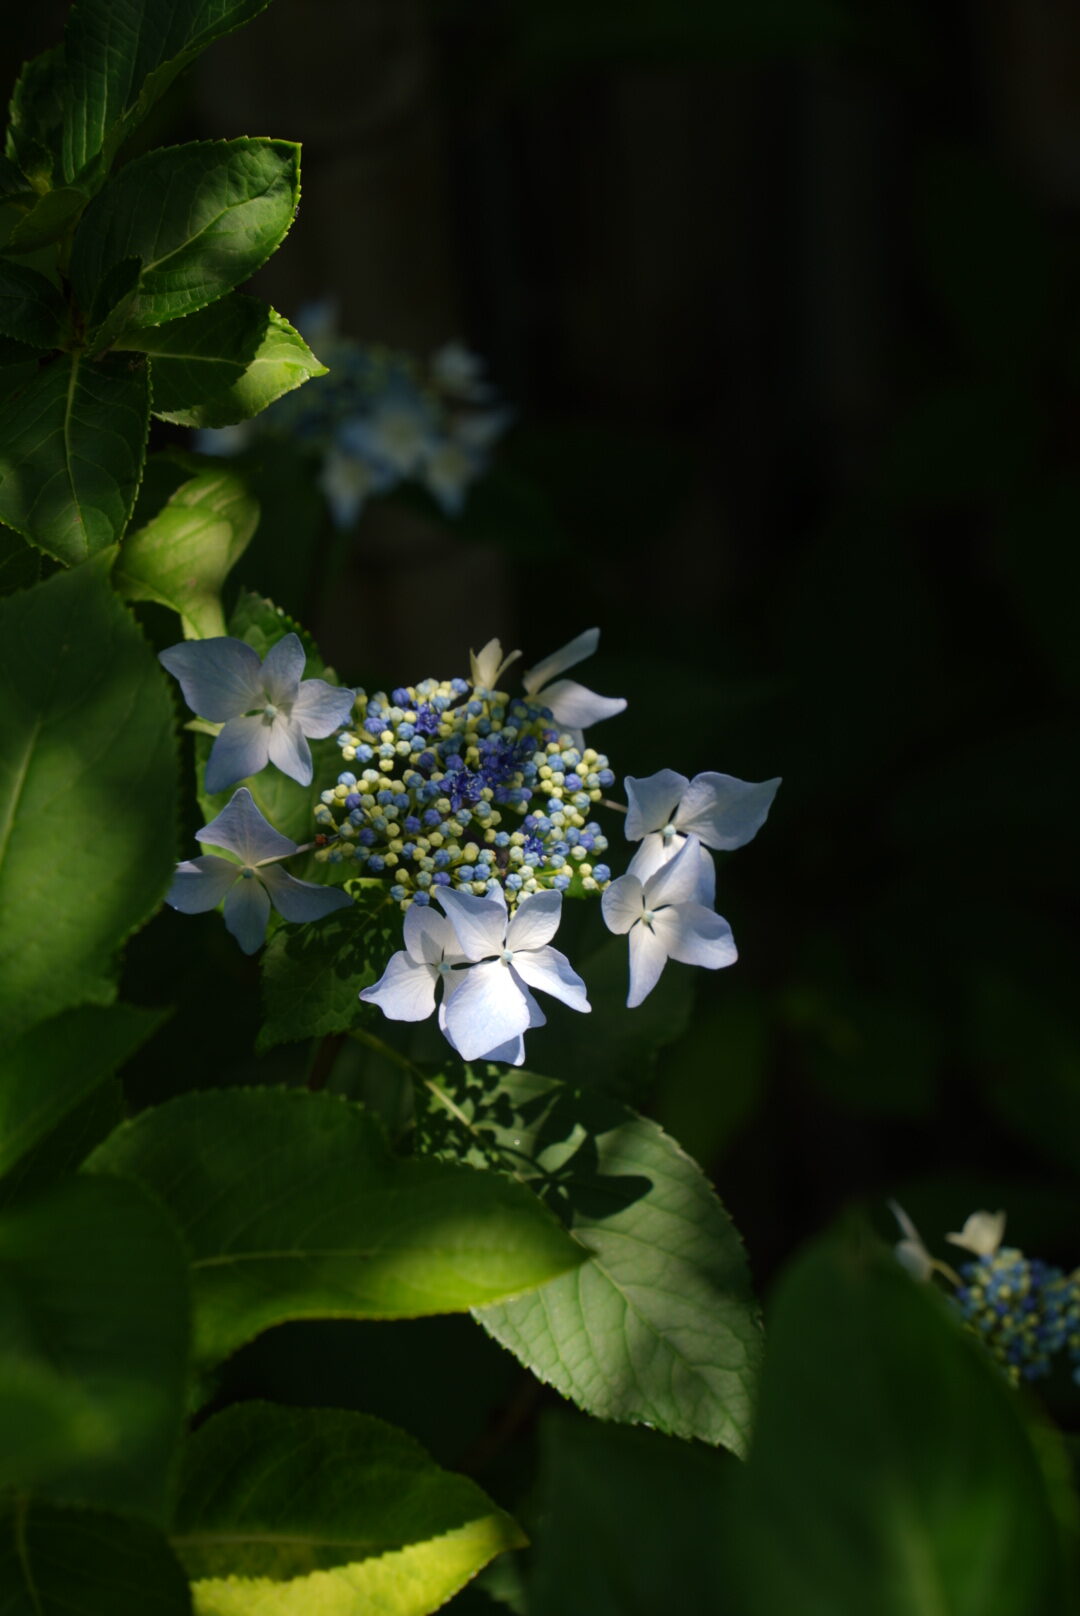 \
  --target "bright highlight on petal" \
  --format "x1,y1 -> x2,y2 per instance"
603,836 -> 738,1008
946,1210 -> 1007,1258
